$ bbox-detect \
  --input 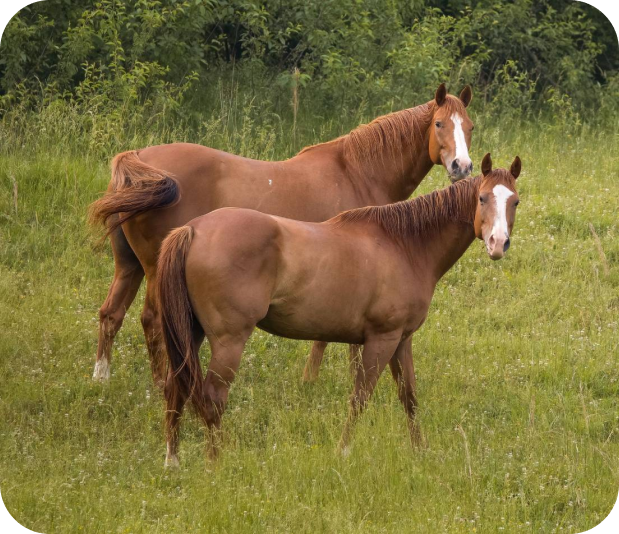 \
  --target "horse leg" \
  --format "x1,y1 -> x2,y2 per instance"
348,344 -> 363,378
302,341 -> 327,382
389,337 -> 423,447
164,368 -> 186,468
93,227 -> 144,381
337,335 -> 400,455
199,332 -> 250,460
141,280 -> 167,389
164,326 -> 204,468
303,342 -> 363,382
